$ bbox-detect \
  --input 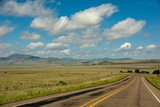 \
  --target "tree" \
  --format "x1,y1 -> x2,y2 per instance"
135,69 -> 140,73
128,70 -> 132,73
153,70 -> 160,76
